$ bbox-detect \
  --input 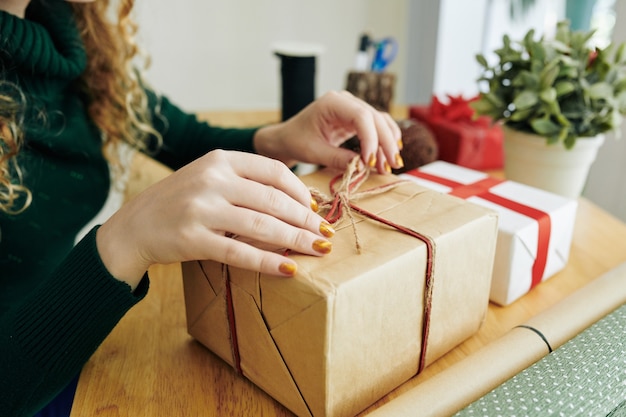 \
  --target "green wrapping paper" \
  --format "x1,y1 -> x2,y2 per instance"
455,302 -> 626,416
